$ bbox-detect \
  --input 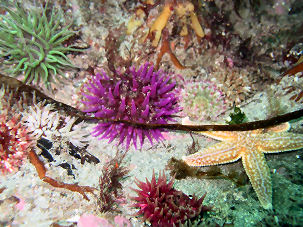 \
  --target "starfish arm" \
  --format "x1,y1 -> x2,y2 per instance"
200,131 -> 239,141
183,141 -> 242,166
267,122 -> 290,133
242,150 -> 272,209
258,132 -> 303,153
